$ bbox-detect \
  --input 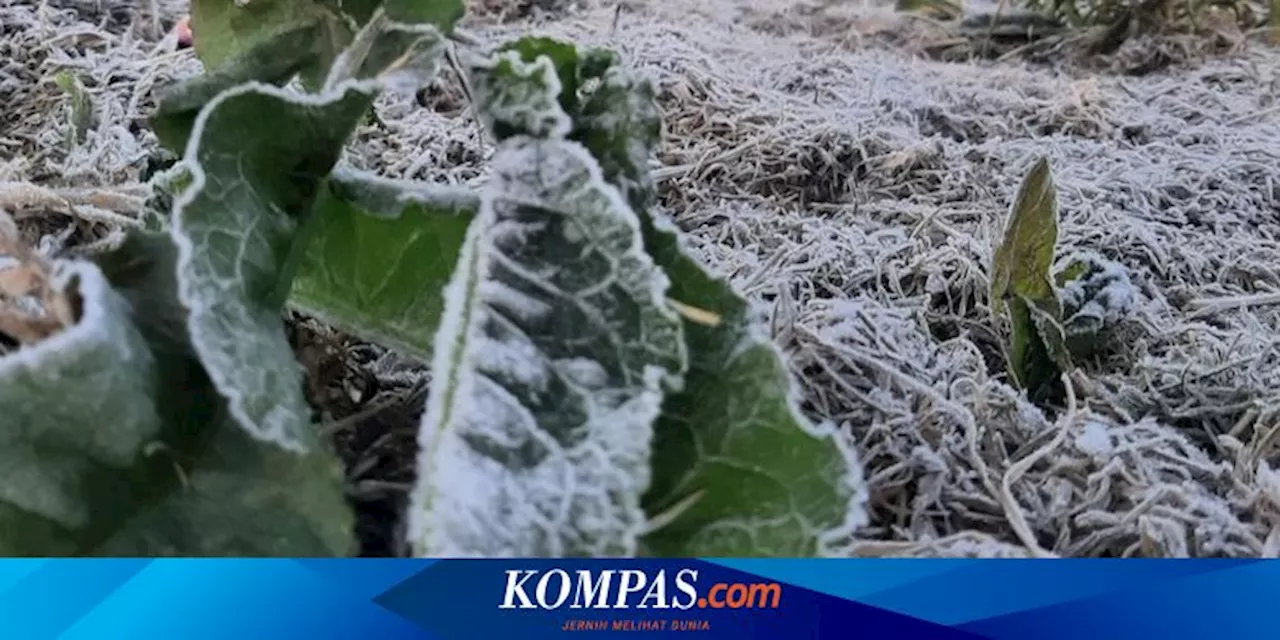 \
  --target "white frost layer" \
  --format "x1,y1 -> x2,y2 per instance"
408,134 -> 684,557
